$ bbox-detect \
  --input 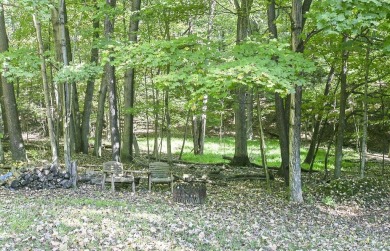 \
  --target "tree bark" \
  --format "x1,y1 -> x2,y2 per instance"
33,13 -> 59,166
231,0 -> 253,166
50,6 -> 63,138
104,0 -> 121,161
257,92 -> 271,189
334,34 -> 349,179
81,1 -> 99,154
267,0 -> 289,183
59,0 -> 73,172
289,0 -> 306,203
360,43 -> 370,178
122,0 -> 141,162
94,77 -> 107,157
0,5 -> 27,162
